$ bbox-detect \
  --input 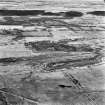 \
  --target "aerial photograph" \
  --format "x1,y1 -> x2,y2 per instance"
0,0 -> 105,105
